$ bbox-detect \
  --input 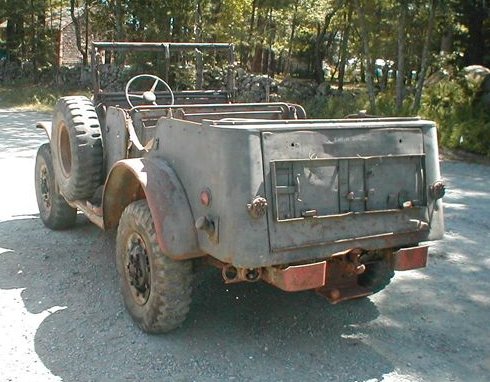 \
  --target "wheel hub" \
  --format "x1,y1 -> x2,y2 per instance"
126,234 -> 151,305
58,122 -> 72,178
